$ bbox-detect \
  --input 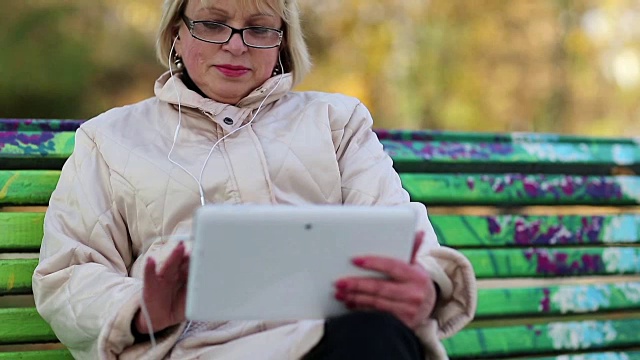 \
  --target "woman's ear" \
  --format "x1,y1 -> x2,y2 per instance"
173,30 -> 182,55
